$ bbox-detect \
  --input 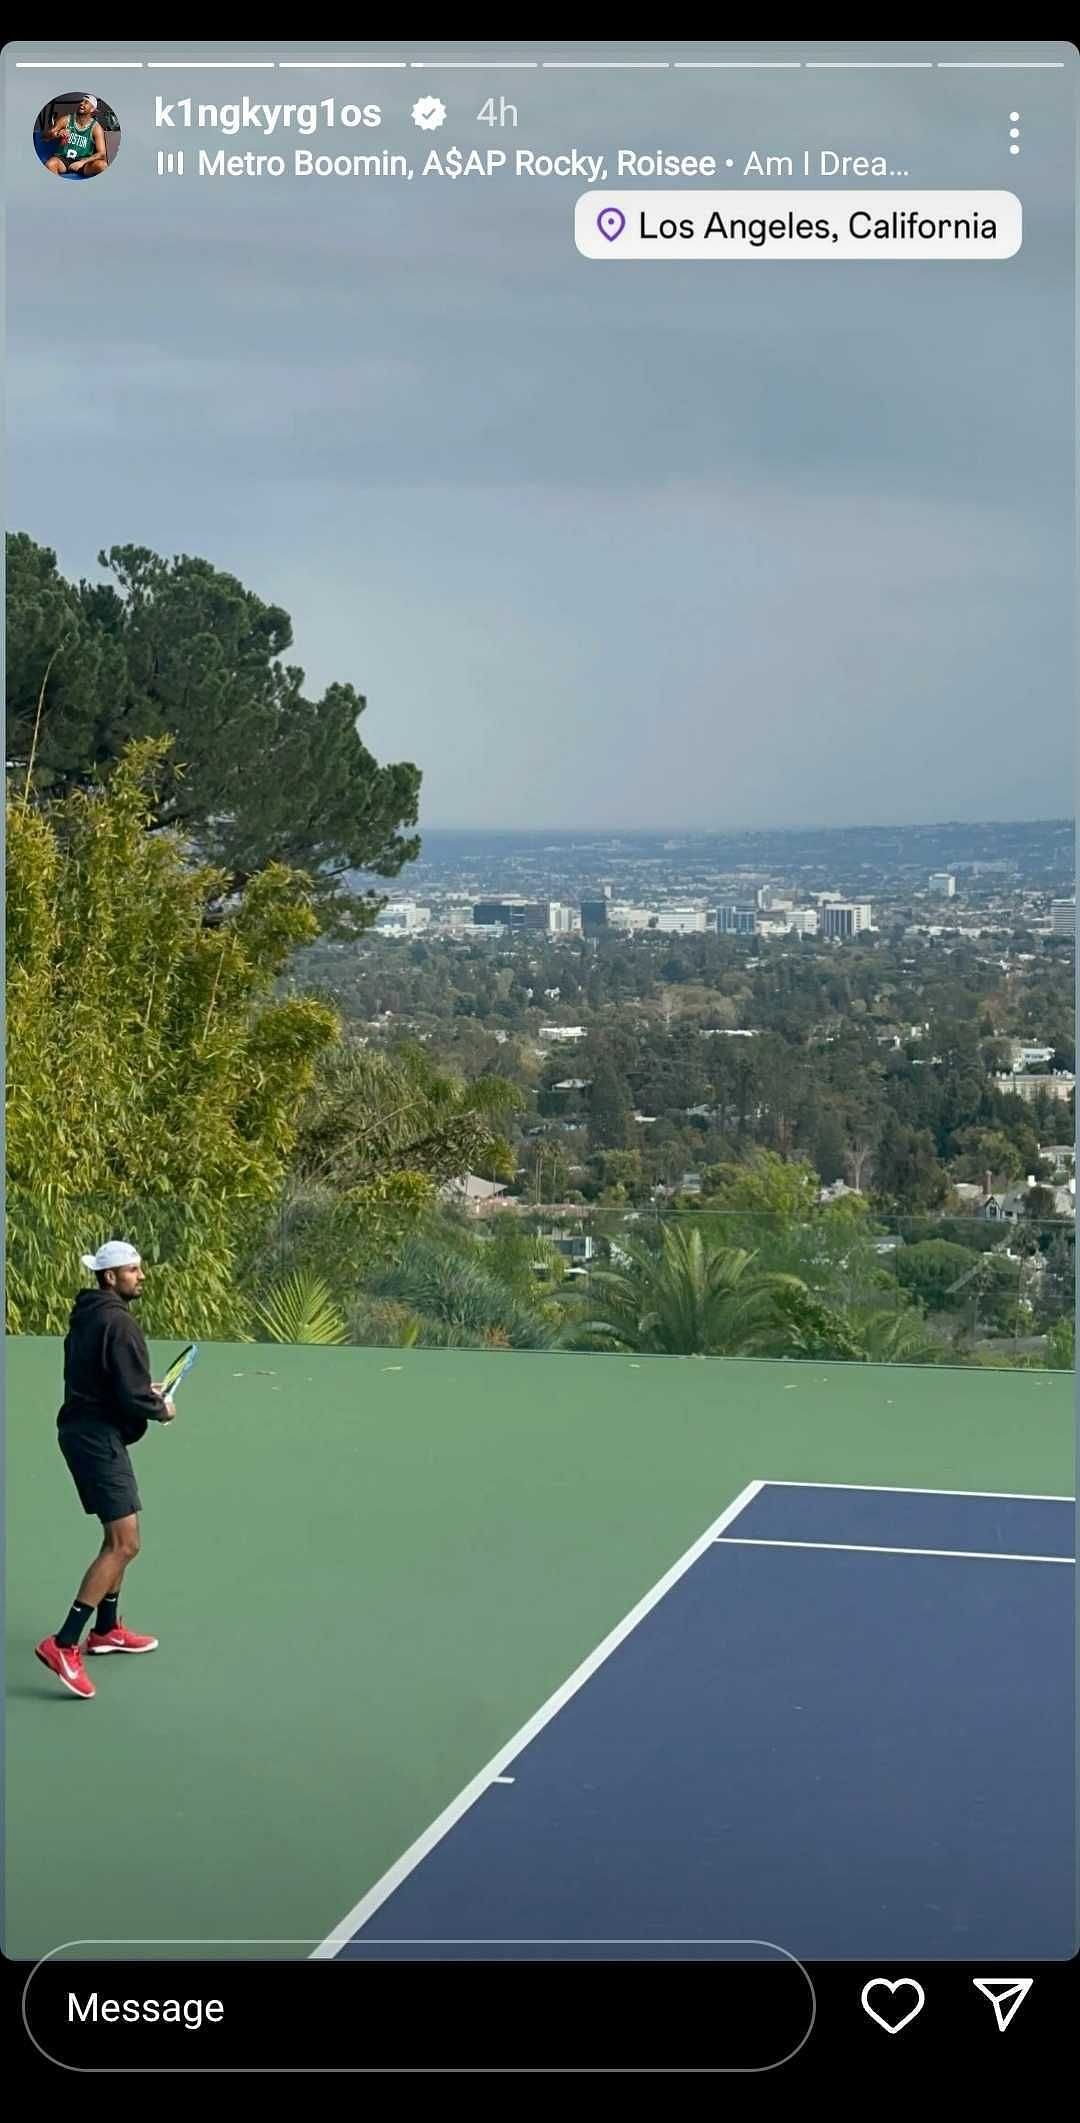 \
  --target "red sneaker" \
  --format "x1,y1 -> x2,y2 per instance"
86,1622 -> 159,1655
35,1636 -> 95,1698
